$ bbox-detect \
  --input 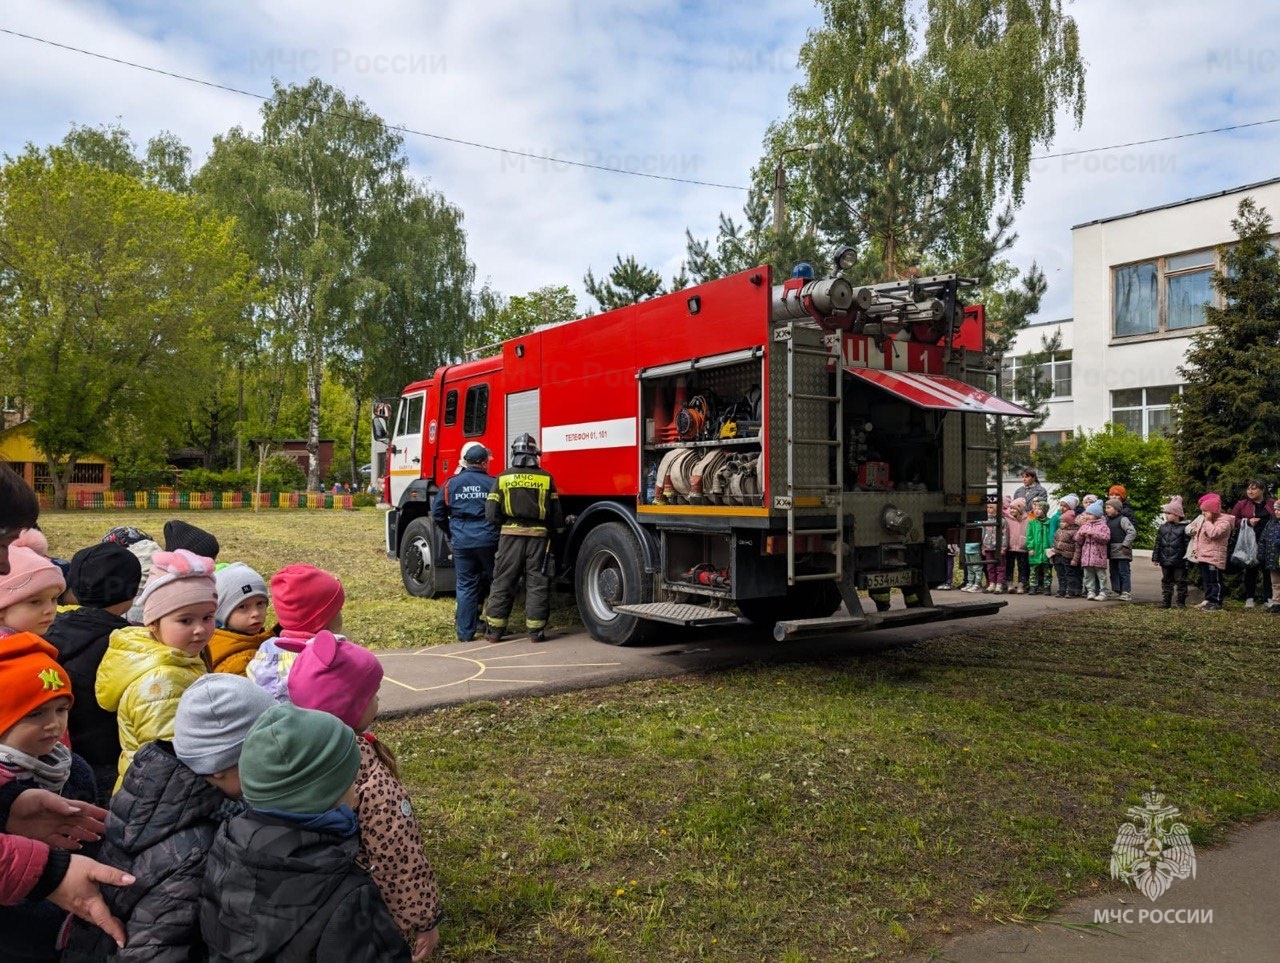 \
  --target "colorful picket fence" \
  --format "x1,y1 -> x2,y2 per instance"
38,491 -> 357,511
